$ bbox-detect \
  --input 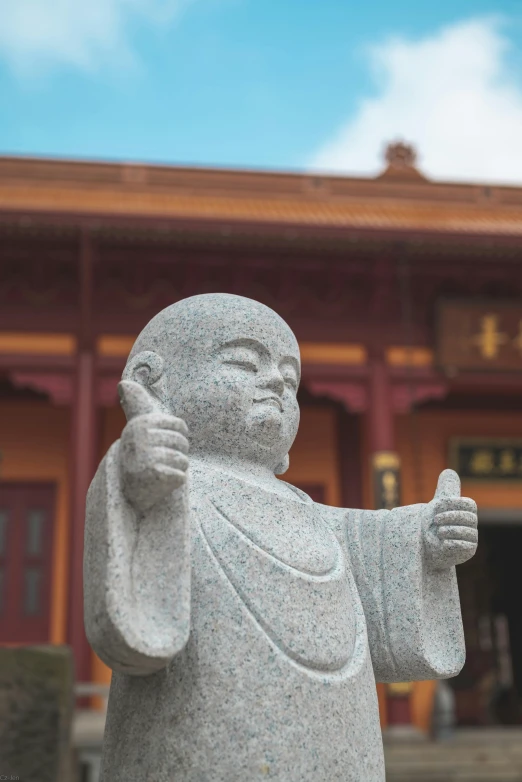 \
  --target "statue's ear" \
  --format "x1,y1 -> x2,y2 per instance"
121,351 -> 168,413
274,454 -> 290,475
